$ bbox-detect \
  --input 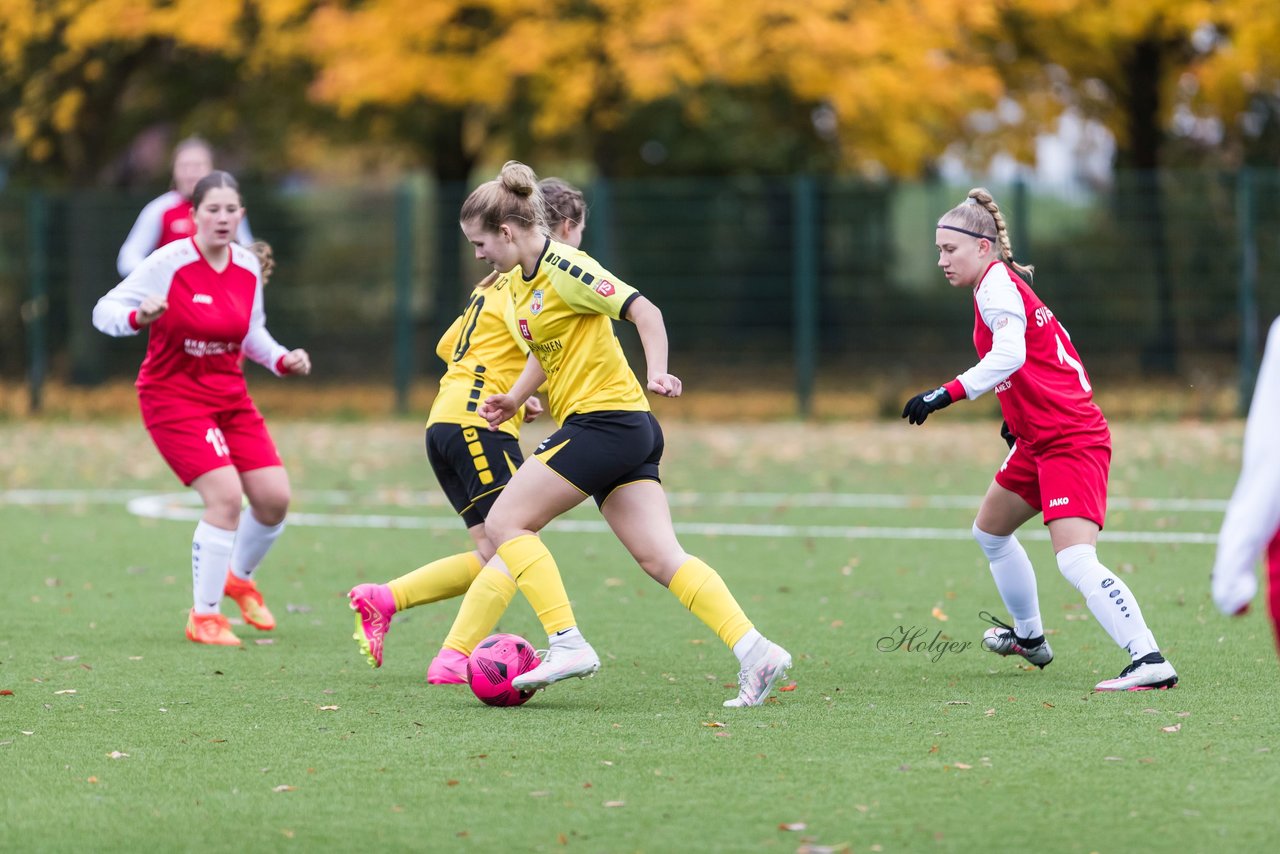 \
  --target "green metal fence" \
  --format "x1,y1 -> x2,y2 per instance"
2,171 -> 1276,415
